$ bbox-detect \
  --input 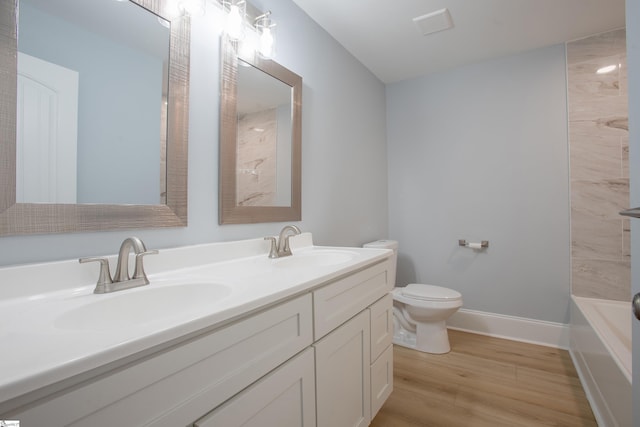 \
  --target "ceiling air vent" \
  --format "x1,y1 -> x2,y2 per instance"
413,8 -> 454,36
